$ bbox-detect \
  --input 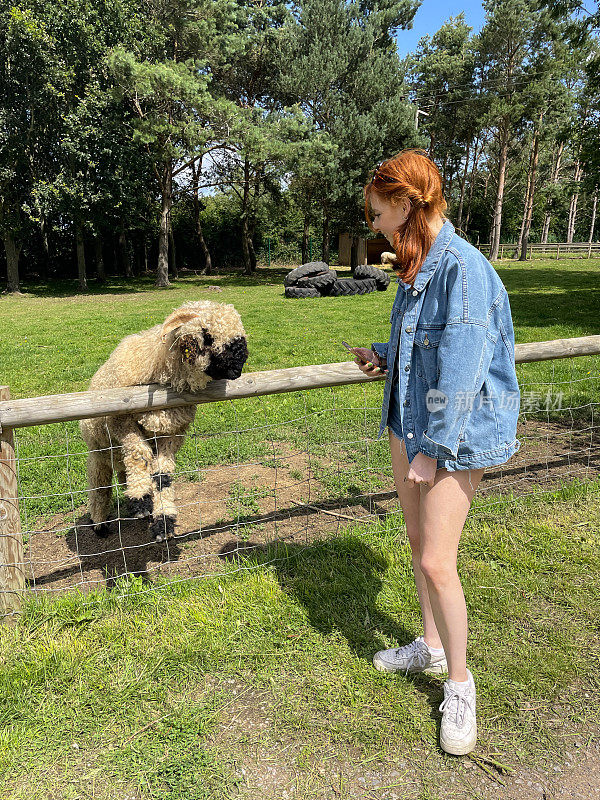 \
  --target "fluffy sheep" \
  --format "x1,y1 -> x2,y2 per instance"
80,301 -> 248,542
380,251 -> 398,266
